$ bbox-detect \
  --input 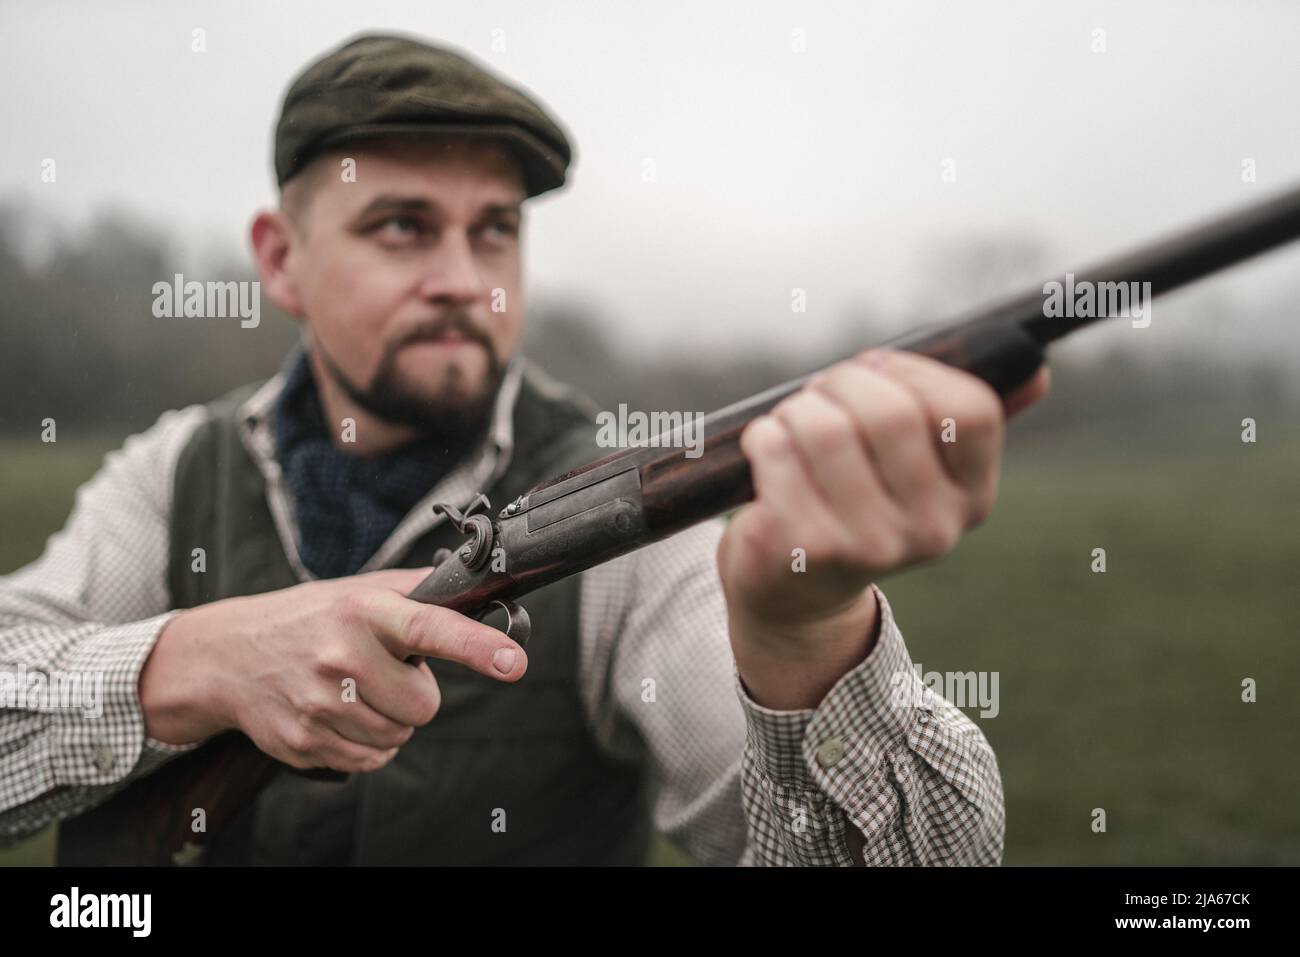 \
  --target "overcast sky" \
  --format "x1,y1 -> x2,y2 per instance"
3,0 -> 1299,364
